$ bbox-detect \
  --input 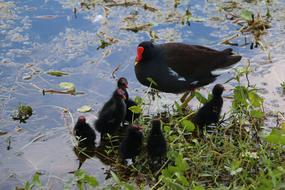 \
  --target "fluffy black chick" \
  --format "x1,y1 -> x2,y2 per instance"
73,116 -> 96,148
147,119 -> 167,162
117,77 -> 140,123
192,84 -> 224,130
119,125 -> 143,162
95,88 -> 126,137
